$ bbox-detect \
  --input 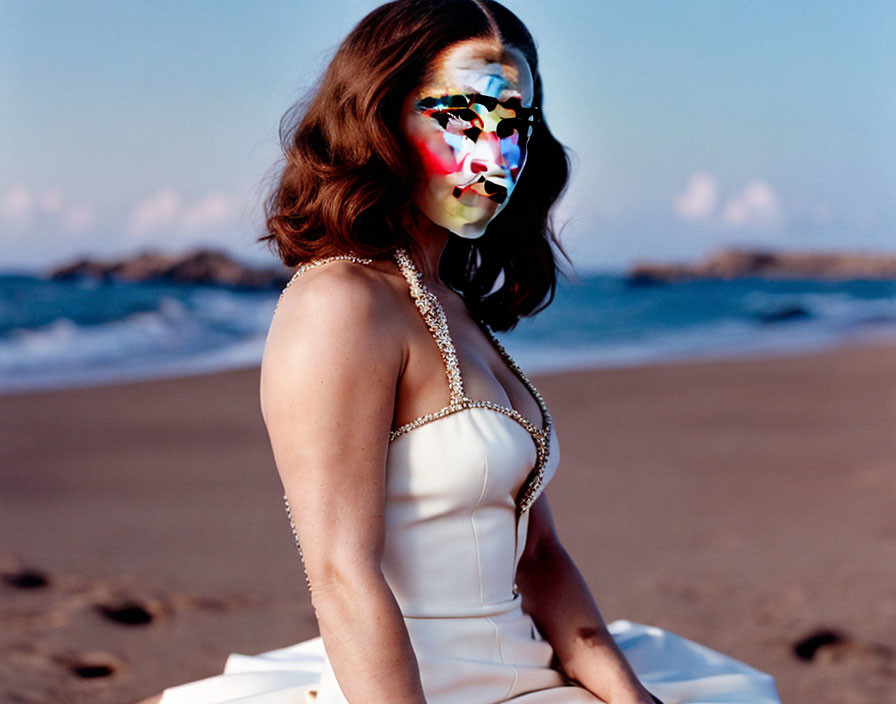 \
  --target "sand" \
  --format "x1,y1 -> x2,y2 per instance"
1,344 -> 894,703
